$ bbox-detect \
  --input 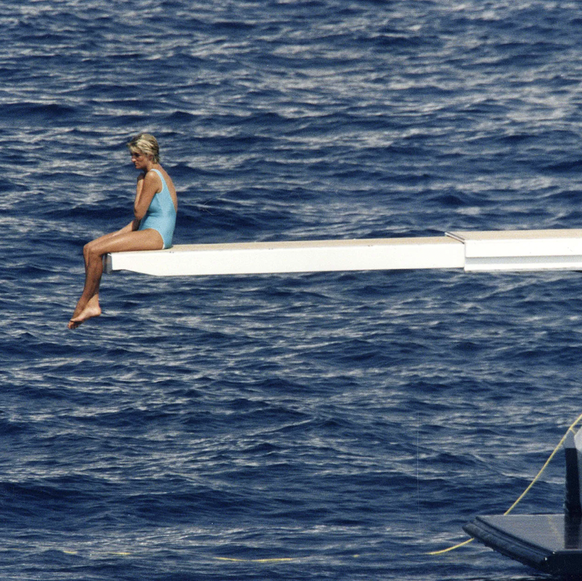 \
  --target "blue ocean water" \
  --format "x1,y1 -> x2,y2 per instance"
3,0 -> 582,579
